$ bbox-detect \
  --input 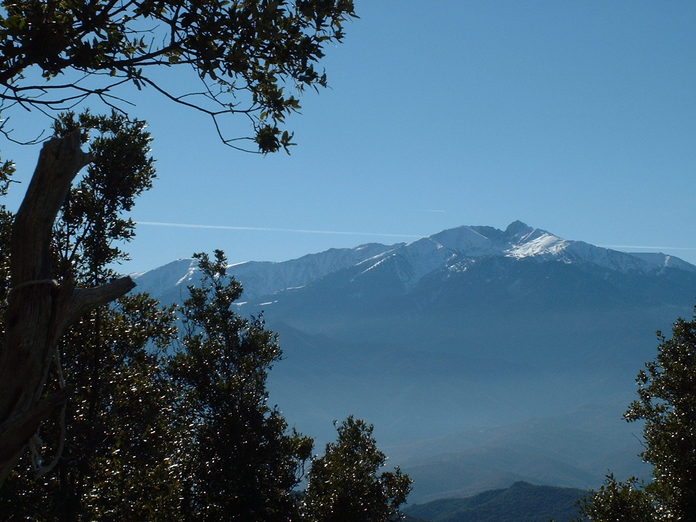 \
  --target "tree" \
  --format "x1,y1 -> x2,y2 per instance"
0,112 -> 182,519
302,416 -> 412,522
0,0 -> 356,152
581,311 -> 696,520
0,295 -> 180,521
580,474 -> 655,522
0,127 -> 136,487
0,0 -> 356,484
167,250 -> 313,521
